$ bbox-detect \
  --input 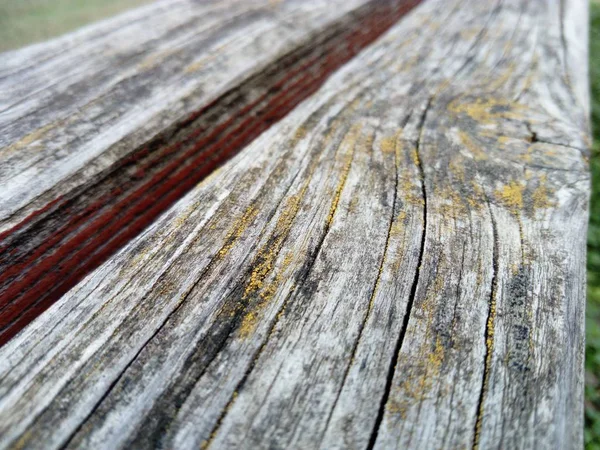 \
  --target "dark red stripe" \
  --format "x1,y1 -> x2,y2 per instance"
0,0 -> 420,345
